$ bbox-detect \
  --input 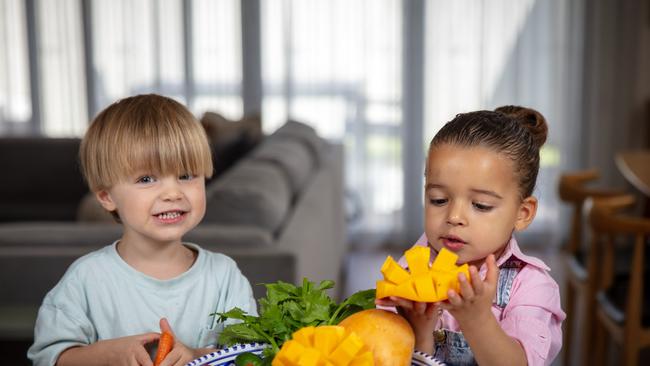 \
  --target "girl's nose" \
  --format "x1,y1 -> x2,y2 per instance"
446,203 -> 467,226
